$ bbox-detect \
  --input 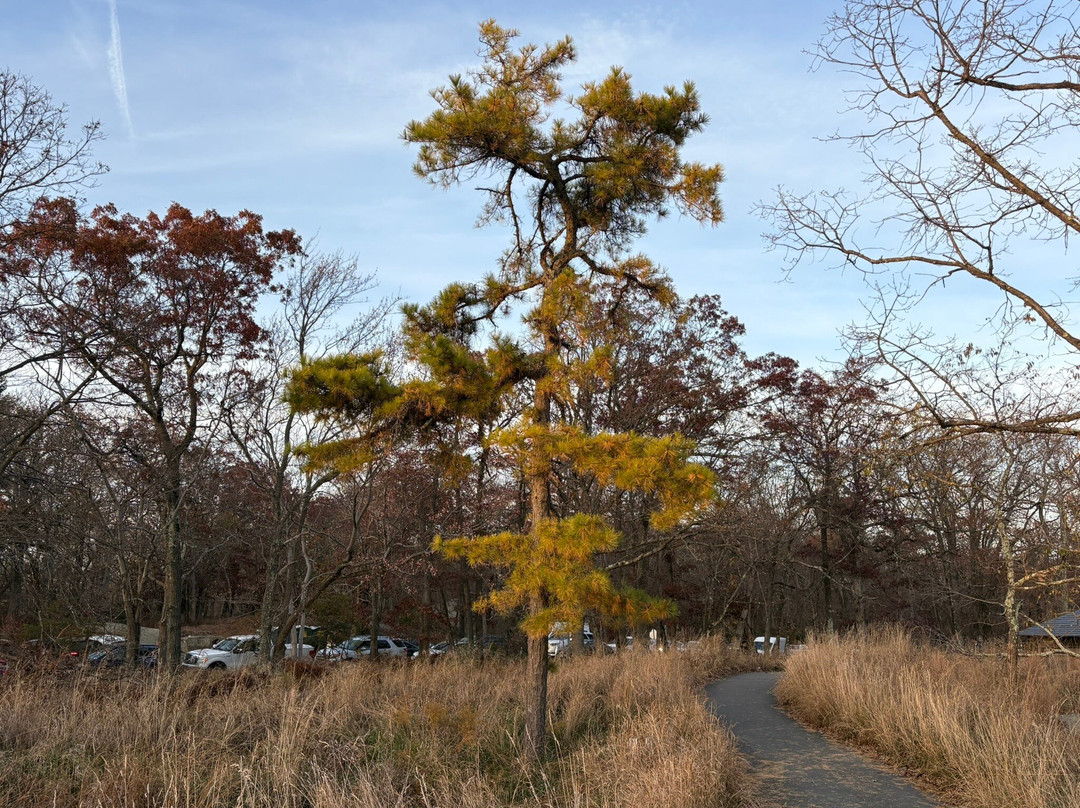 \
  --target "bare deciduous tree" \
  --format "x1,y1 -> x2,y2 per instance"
0,73 -> 105,465
0,71 -> 105,244
763,0 -> 1080,434
224,250 -> 394,664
